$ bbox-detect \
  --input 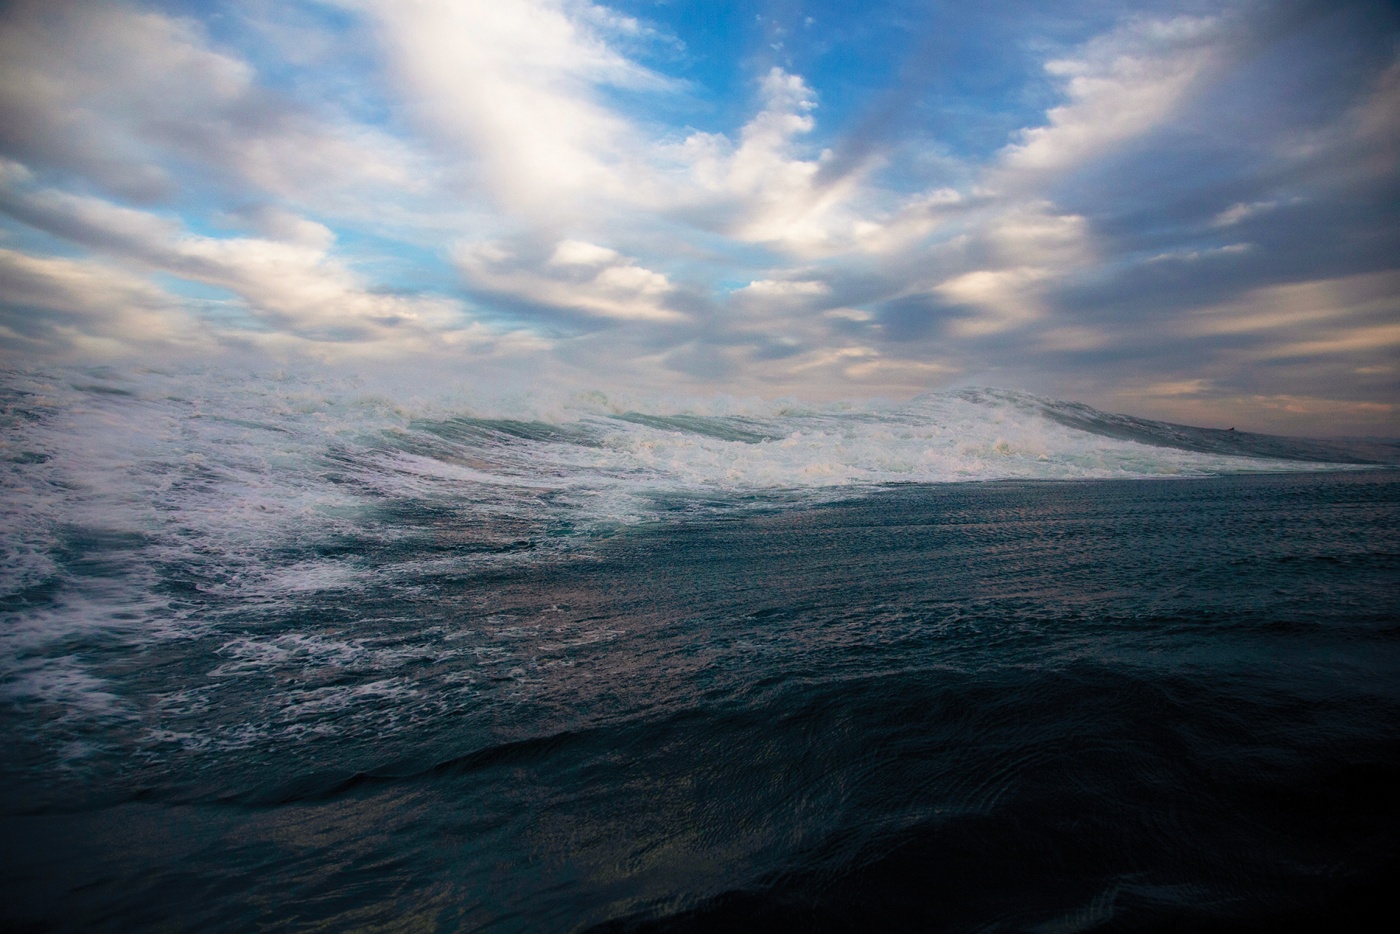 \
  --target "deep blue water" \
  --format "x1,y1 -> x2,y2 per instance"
2,370 -> 1398,931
